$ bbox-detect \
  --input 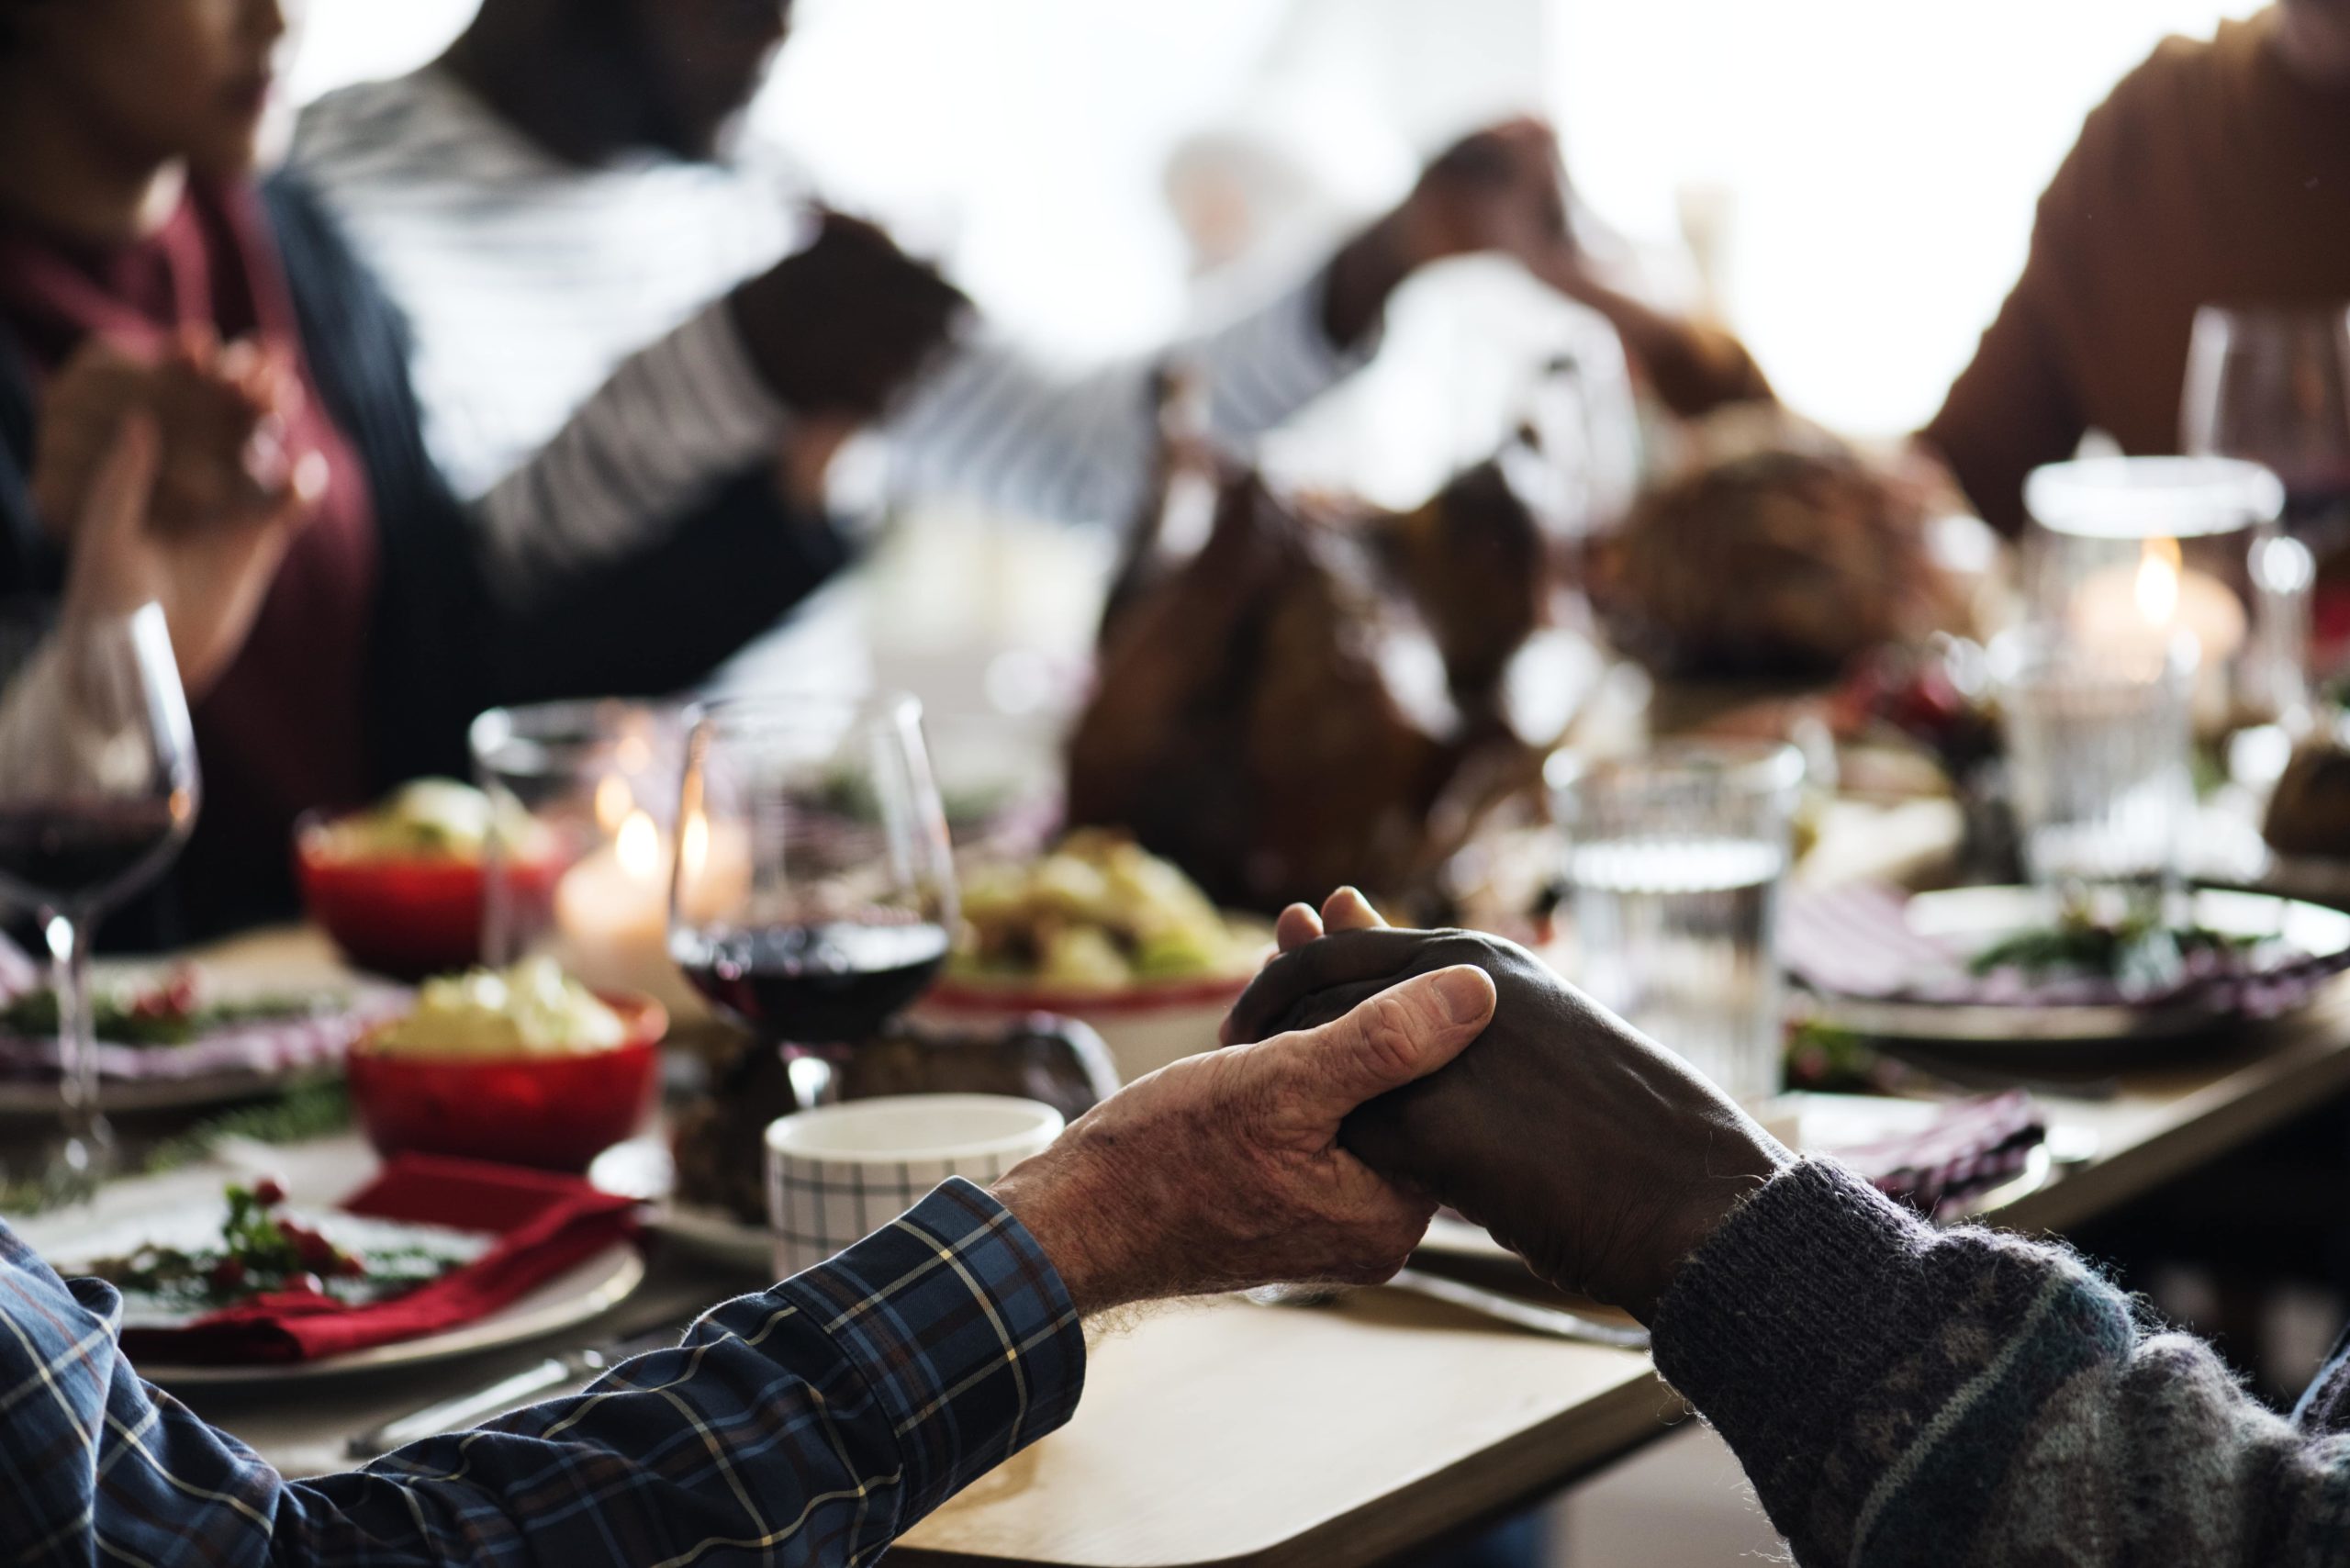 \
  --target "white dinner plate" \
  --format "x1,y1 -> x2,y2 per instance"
0,1063 -> 343,1118
133,1242 -> 646,1390
1800,885 -> 2350,1048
